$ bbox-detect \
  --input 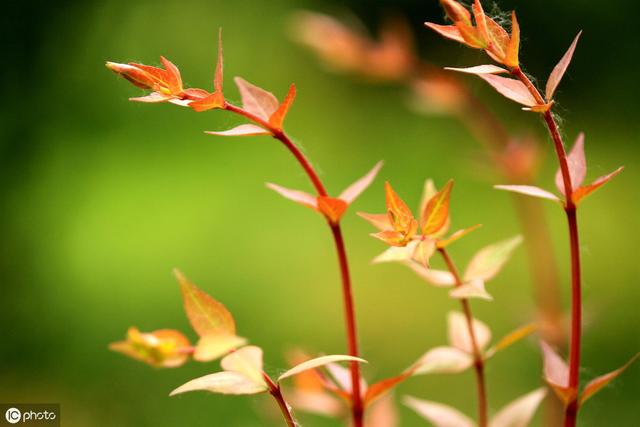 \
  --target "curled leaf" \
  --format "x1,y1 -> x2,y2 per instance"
278,355 -> 367,382
489,388 -> 547,427
420,180 -> 453,236
464,235 -> 523,282
494,185 -> 561,203
110,327 -> 191,368
546,31 -> 582,101
412,238 -> 437,267
580,353 -> 639,405
478,74 -> 536,107
448,311 -> 491,354
385,182 -> 418,244
404,396 -> 475,427
175,269 -> 236,337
